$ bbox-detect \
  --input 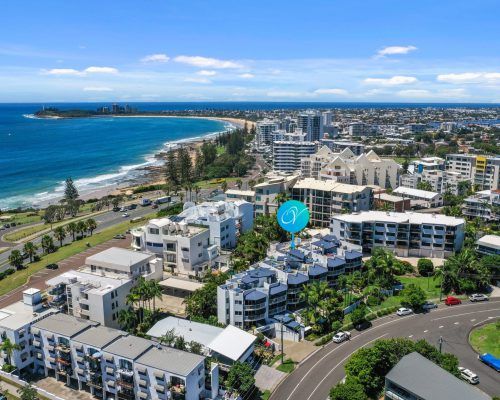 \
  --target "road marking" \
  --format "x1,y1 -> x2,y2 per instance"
454,322 -> 459,325
423,330 -> 428,333
473,316 -> 500,327
471,319 -> 476,322
408,335 -> 413,338
431,307 -> 500,321
439,325 -> 444,329
306,334 -> 388,400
